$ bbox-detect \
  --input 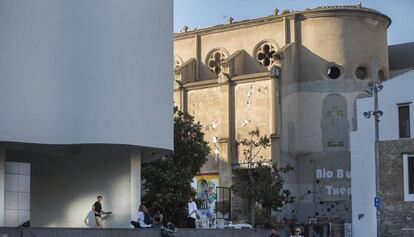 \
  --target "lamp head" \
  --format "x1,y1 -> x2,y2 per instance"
373,110 -> 383,117
363,111 -> 372,119
377,84 -> 384,91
